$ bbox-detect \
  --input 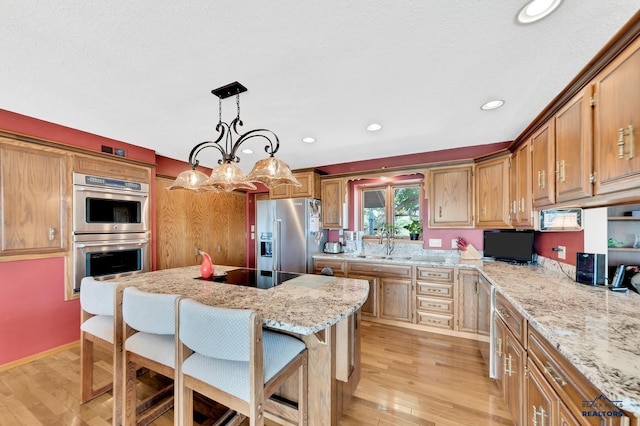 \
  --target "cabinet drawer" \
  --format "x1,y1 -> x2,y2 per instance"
416,311 -> 454,329
495,291 -> 526,346
416,281 -> 454,298
347,262 -> 412,278
416,266 -> 454,283
416,296 -> 453,314
313,259 -> 346,276
527,327 -> 619,426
